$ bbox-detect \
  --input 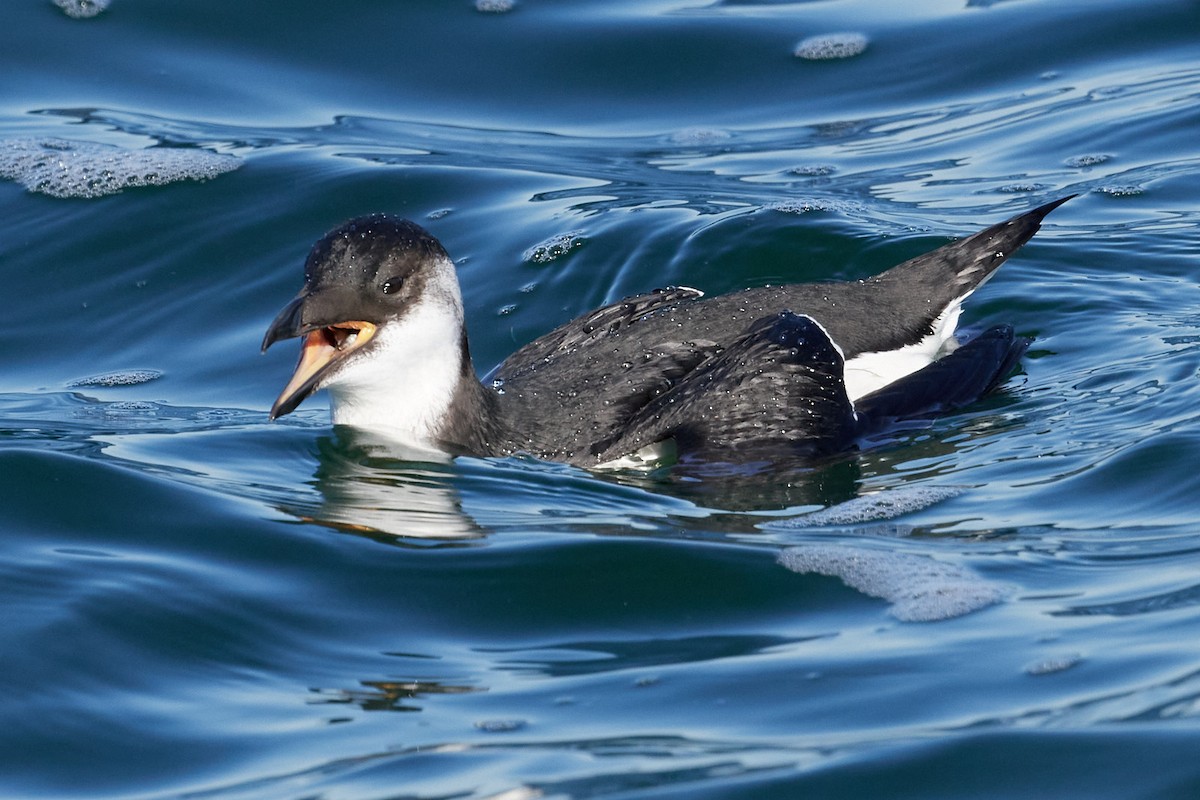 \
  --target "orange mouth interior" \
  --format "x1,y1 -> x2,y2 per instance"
270,320 -> 377,418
